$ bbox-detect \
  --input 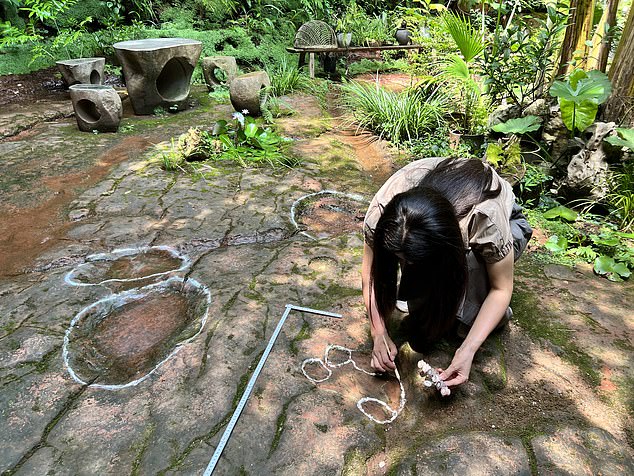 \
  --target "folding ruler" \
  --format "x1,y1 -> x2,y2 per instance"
203,304 -> 342,475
